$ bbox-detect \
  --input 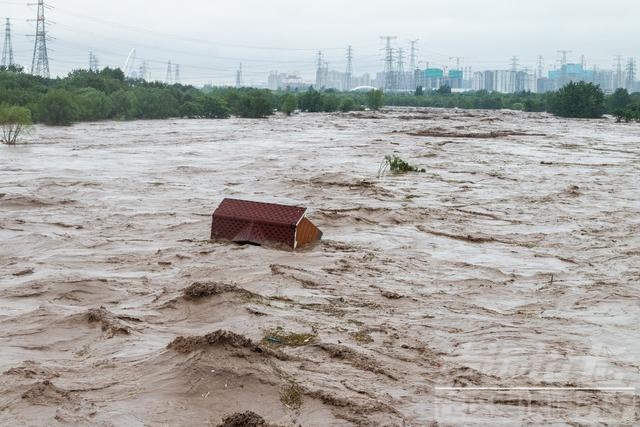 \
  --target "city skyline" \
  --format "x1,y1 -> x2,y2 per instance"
1,0 -> 639,86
